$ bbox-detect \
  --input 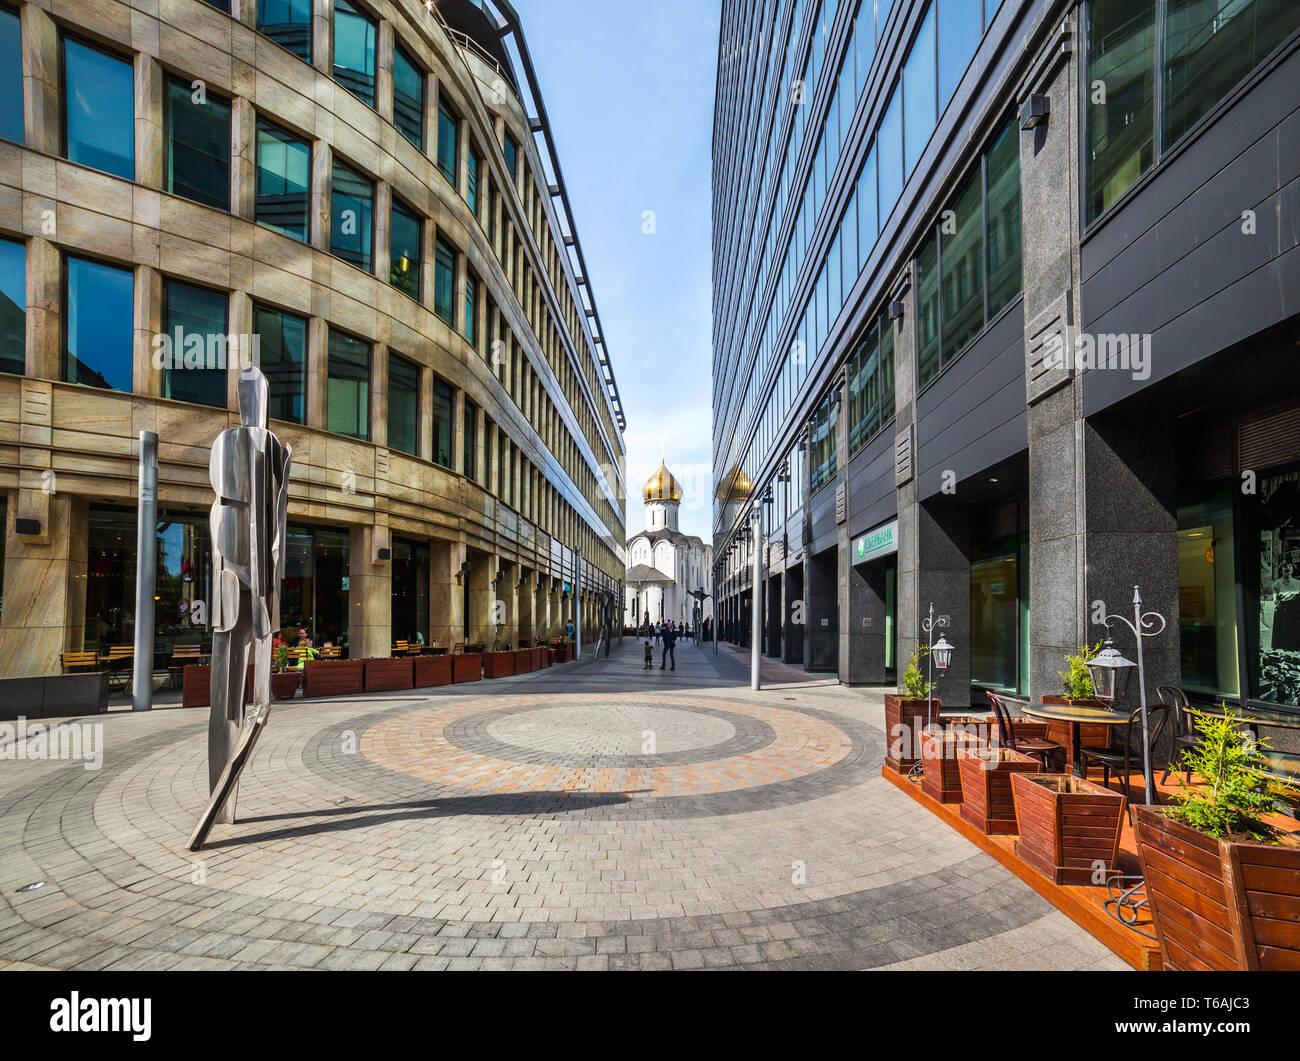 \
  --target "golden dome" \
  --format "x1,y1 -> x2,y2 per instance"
643,461 -> 684,502
714,464 -> 753,502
